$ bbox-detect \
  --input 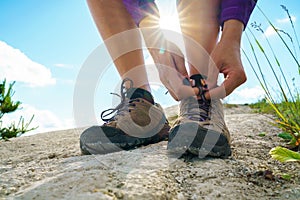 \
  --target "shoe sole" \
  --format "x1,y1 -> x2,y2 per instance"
80,125 -> 169,155
167,122 -> 231,158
